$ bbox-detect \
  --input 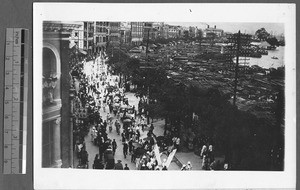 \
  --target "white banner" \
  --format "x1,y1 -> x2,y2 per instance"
166,149 -> 177,168
153,144 -> 162,166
